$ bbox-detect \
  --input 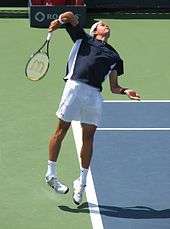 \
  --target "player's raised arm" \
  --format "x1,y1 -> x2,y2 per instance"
49,11 -> 87,43
48,11 -> 78,32
109,70 -> 141,101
